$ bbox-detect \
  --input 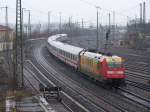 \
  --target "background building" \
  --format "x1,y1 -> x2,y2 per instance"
0,25 -> 14,51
